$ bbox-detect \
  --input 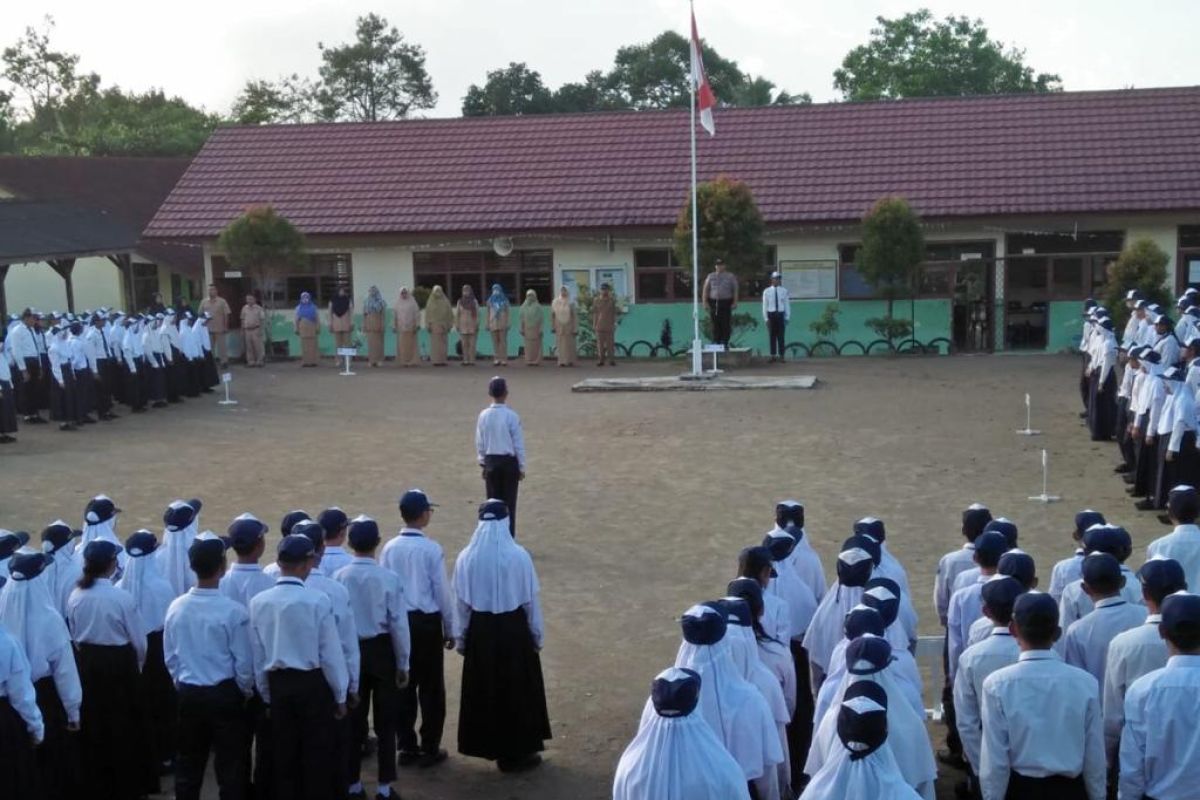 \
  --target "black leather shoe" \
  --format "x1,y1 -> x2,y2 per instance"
397,750 -> 421,767
418,749 -> 447,768
497,753 -> 542,773
1135,499 -> 1157,511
